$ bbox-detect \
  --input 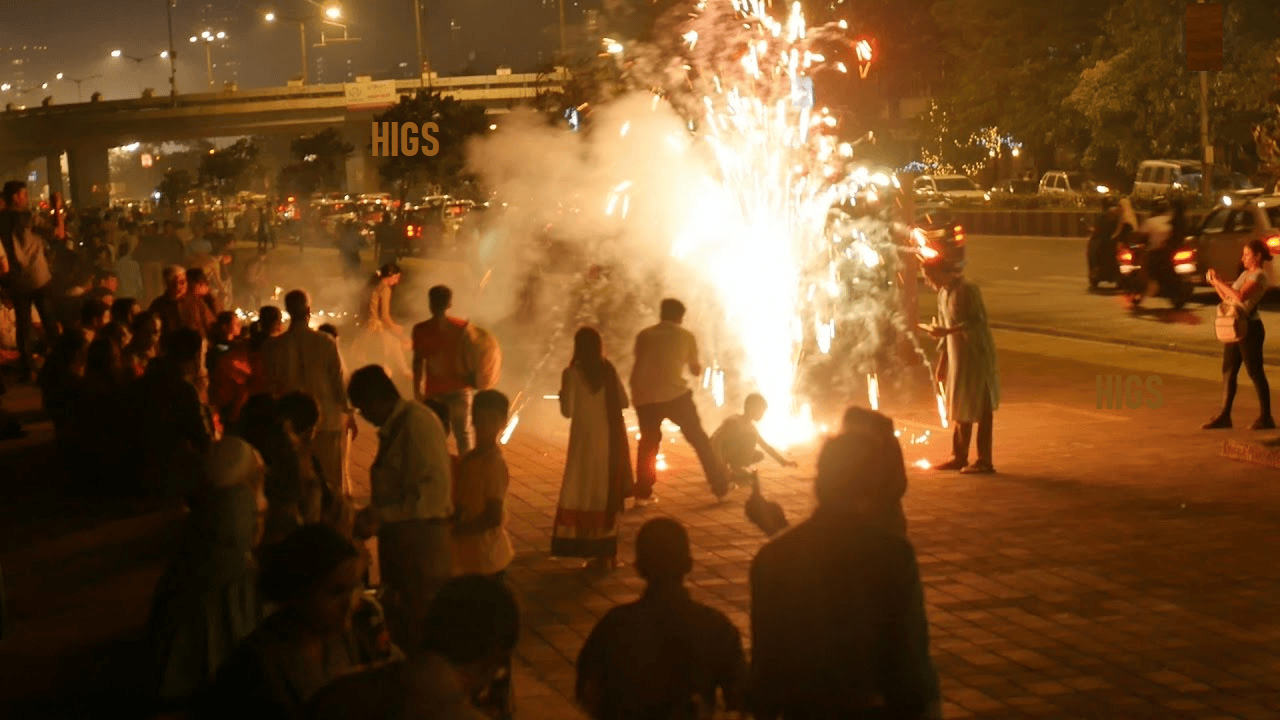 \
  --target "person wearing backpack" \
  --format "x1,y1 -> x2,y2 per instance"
413,285 -> 474,454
